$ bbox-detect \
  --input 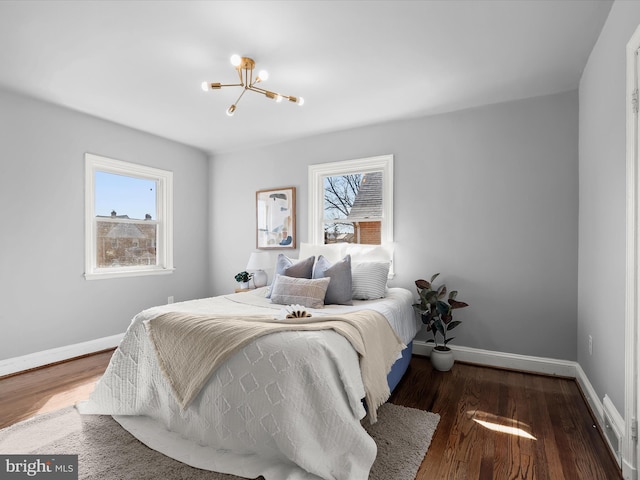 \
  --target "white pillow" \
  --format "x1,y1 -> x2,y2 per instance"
351,262 -> 390,300
345,243 -> 393,264
270,274 -> 331,309
299,242 -> 348,265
